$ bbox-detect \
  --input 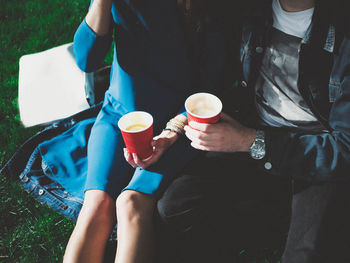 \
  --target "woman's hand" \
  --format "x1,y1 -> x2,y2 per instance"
124,130 -> 179,169
184,112 -> 256,153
